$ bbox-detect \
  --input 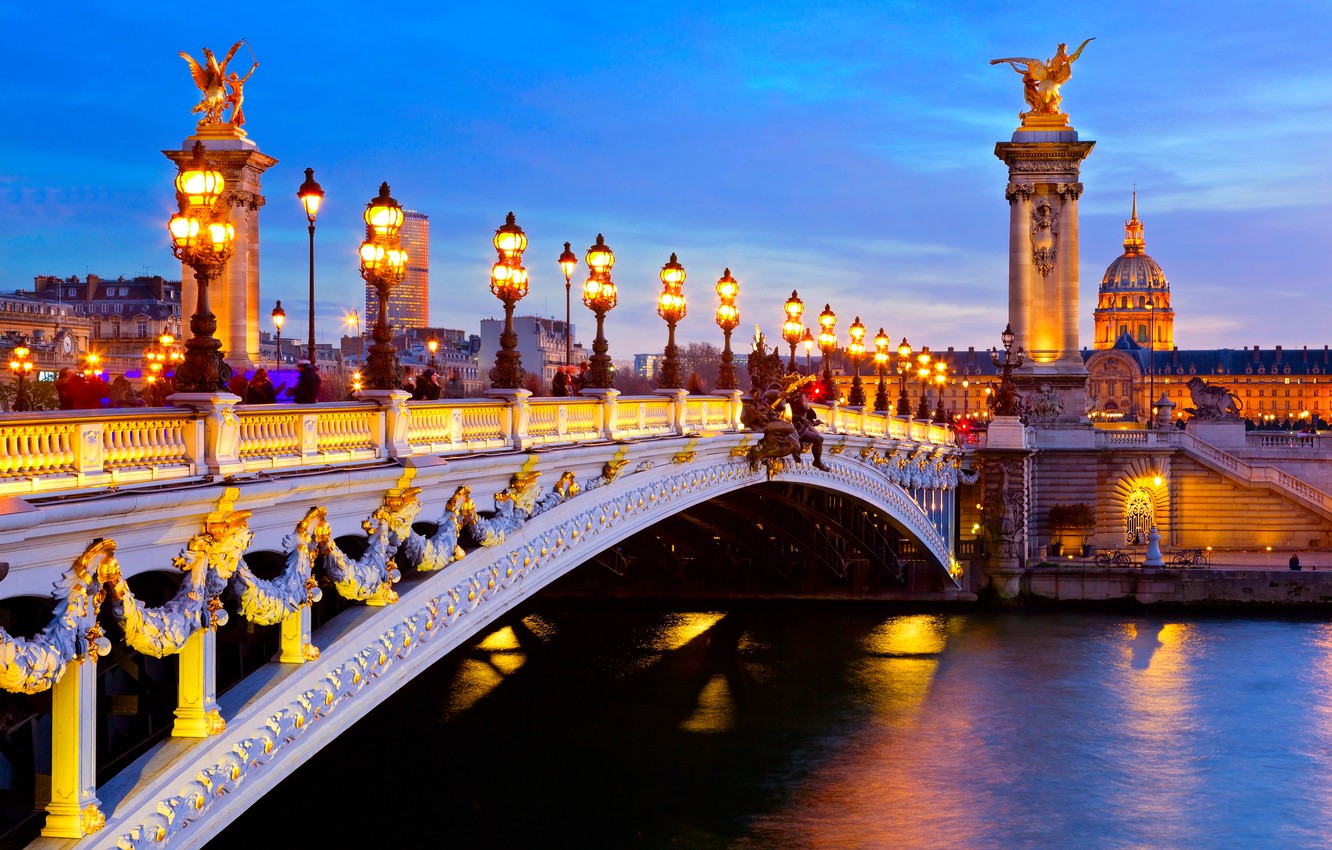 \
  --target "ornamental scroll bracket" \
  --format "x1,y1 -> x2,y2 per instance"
1005,181 -> 1035,203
